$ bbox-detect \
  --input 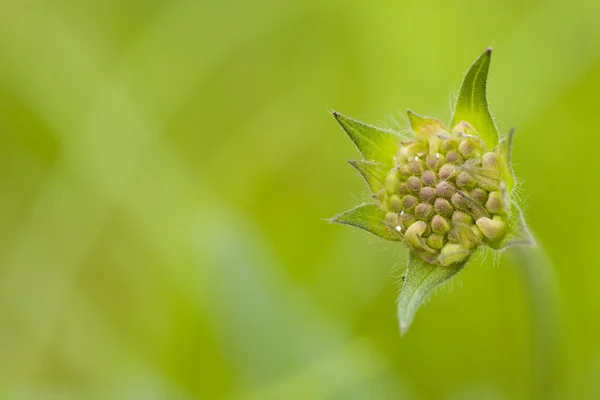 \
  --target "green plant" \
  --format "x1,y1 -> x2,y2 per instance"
328,49 -> 535,333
